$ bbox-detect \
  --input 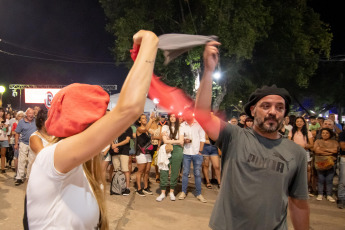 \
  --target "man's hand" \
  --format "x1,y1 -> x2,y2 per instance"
203,41 -> 221,72
14,143 -> 19,150
184,139 -> 192,144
